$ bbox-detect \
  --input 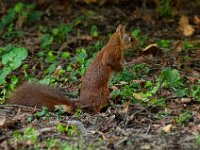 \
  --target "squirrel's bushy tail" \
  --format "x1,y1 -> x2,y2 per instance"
7,82 -> 77,113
